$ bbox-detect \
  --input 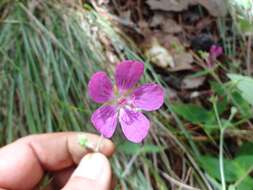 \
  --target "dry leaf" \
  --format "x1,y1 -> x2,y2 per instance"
146,0 -> 191,12
146,0 -> 227,17
167,87 -> 178,100
196,0 -> 227,17
146,38 -> 175,68
181,76 -> 206,89
98,0 -> 109,5
154,34 -> 182,50
163,19 -> 182,34
170,52 -> 194,71
150,14 -> 182,34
